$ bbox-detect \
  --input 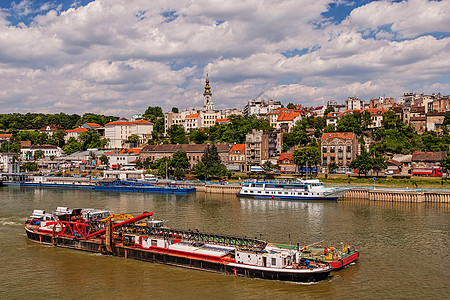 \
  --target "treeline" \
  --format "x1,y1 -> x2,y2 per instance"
0,112 -> 119,131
